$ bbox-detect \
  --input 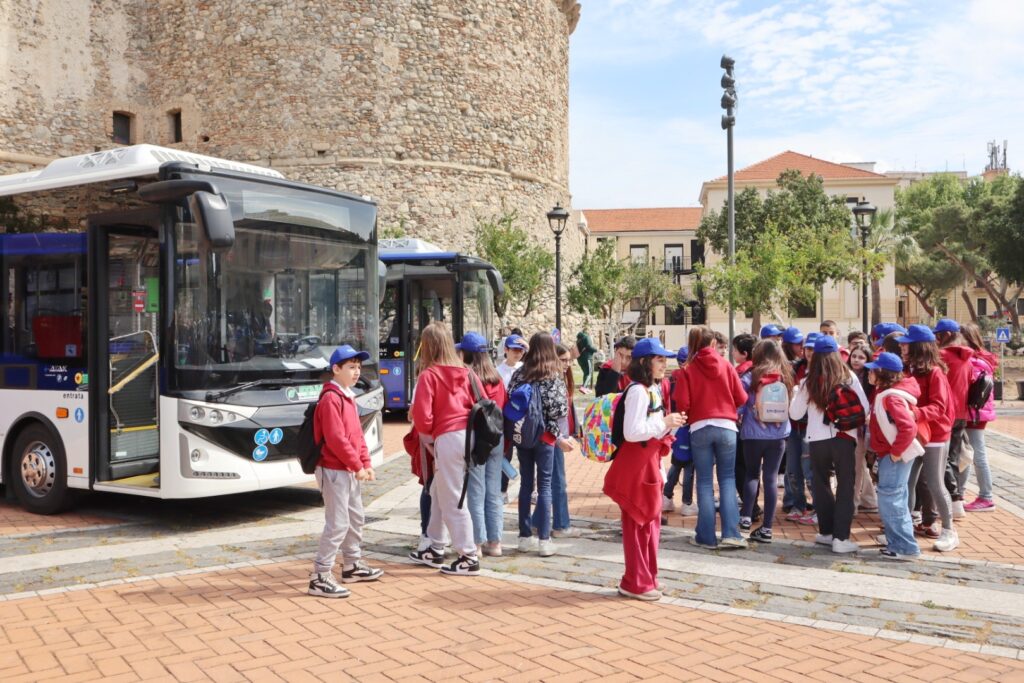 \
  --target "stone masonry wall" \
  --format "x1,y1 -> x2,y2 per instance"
0,0 -> 584,333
